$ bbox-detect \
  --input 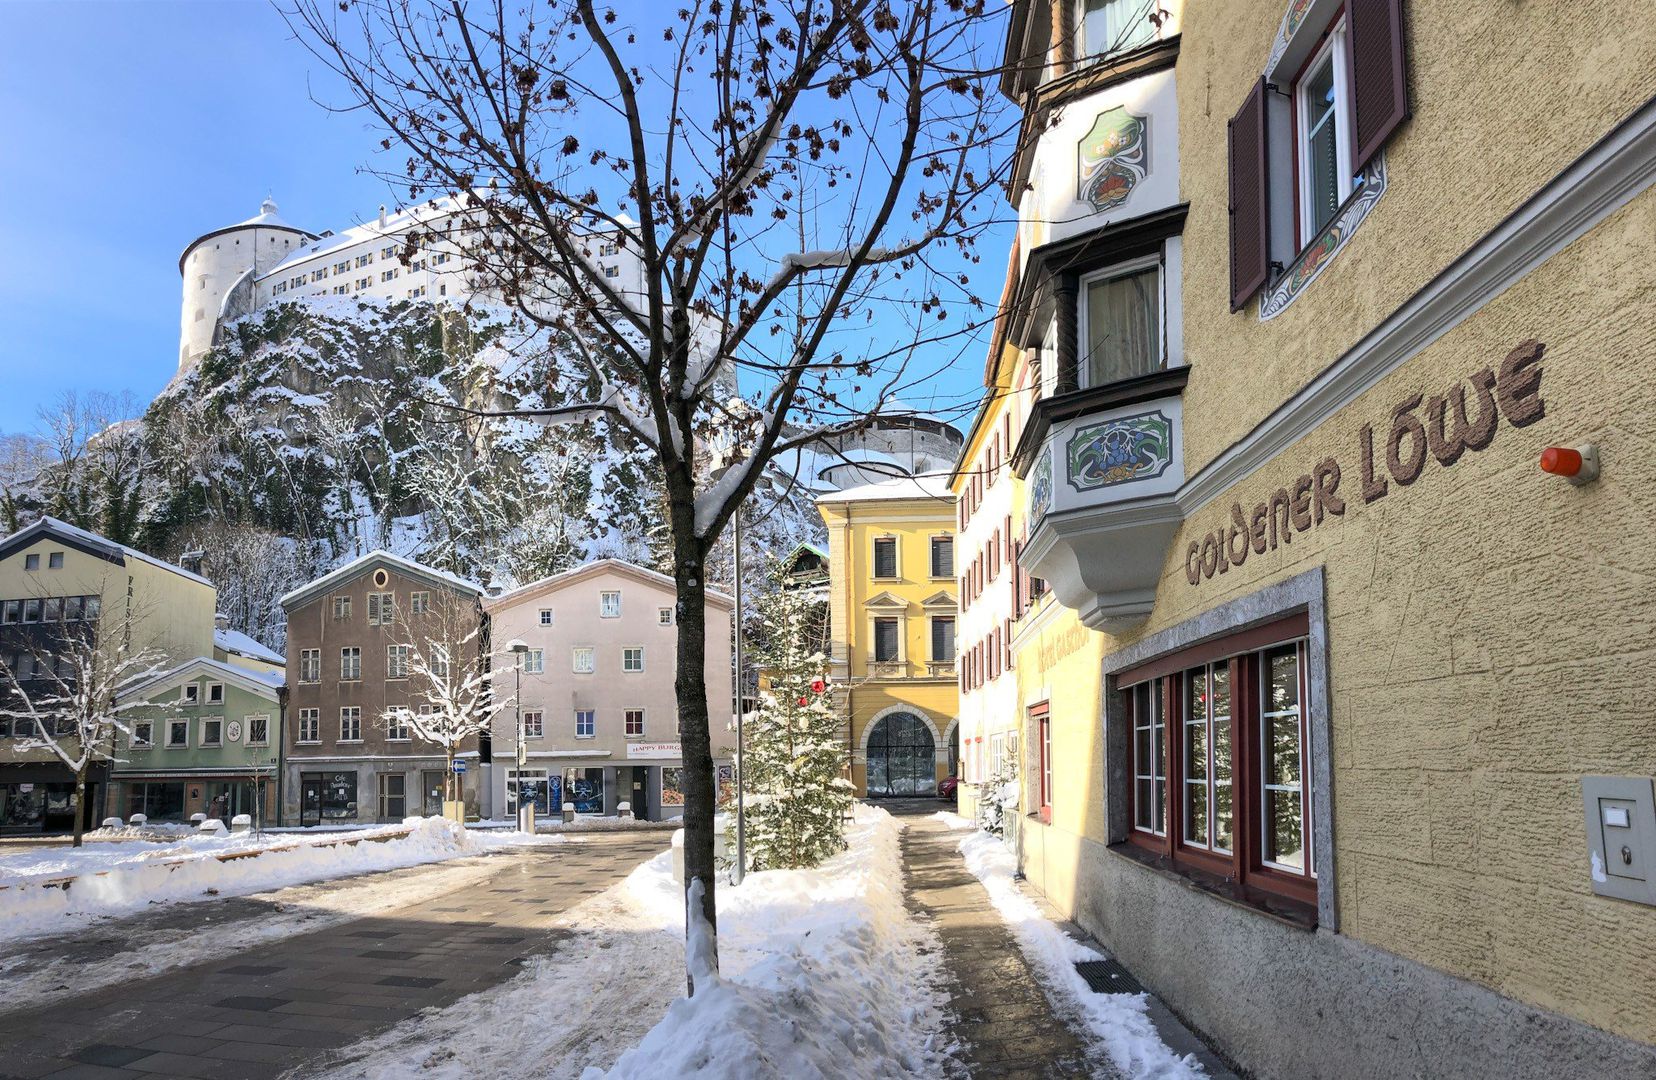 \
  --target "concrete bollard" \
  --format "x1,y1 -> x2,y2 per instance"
617,800 -> 633,821
198,817 -> 227,835
190,813 -> 207,825
128,813 -> 148,827
230,814 -> 252,834
100,817 -> 122,830
562,801 -> 575,824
